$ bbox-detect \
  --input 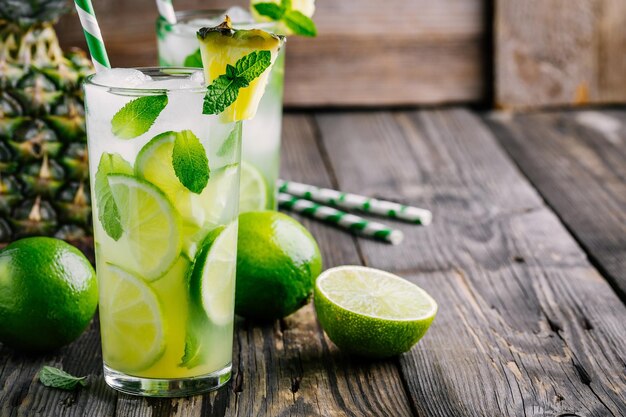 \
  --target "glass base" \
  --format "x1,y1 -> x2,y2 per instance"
103,363 -> 232,397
